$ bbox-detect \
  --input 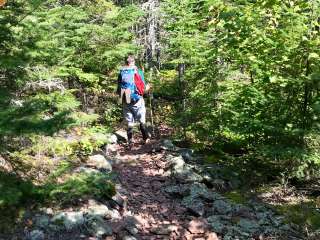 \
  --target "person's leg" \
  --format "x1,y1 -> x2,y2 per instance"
123,103 -> 134,145
135,98 -> 149,142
